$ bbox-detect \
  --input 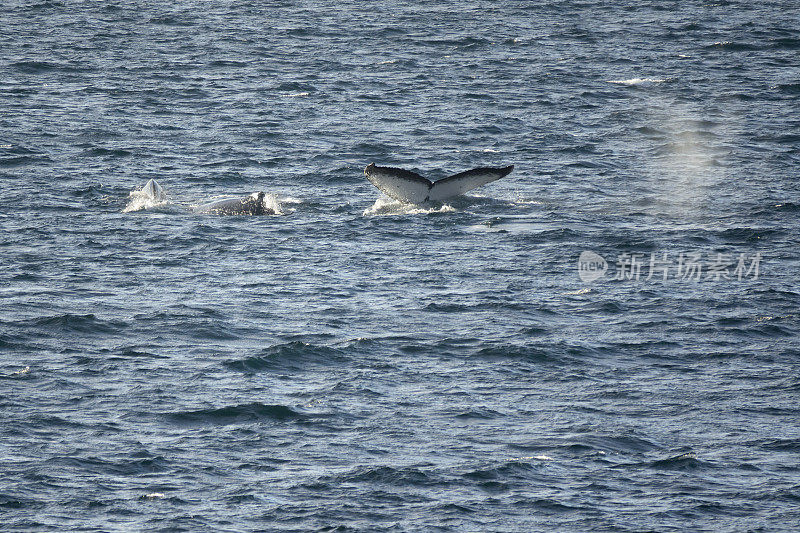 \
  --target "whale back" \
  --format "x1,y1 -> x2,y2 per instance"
194,192 -> 271,215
